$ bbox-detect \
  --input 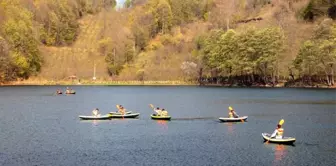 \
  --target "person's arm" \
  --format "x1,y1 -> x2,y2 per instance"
270,129 -> 277,138
234,111 -> 239,118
